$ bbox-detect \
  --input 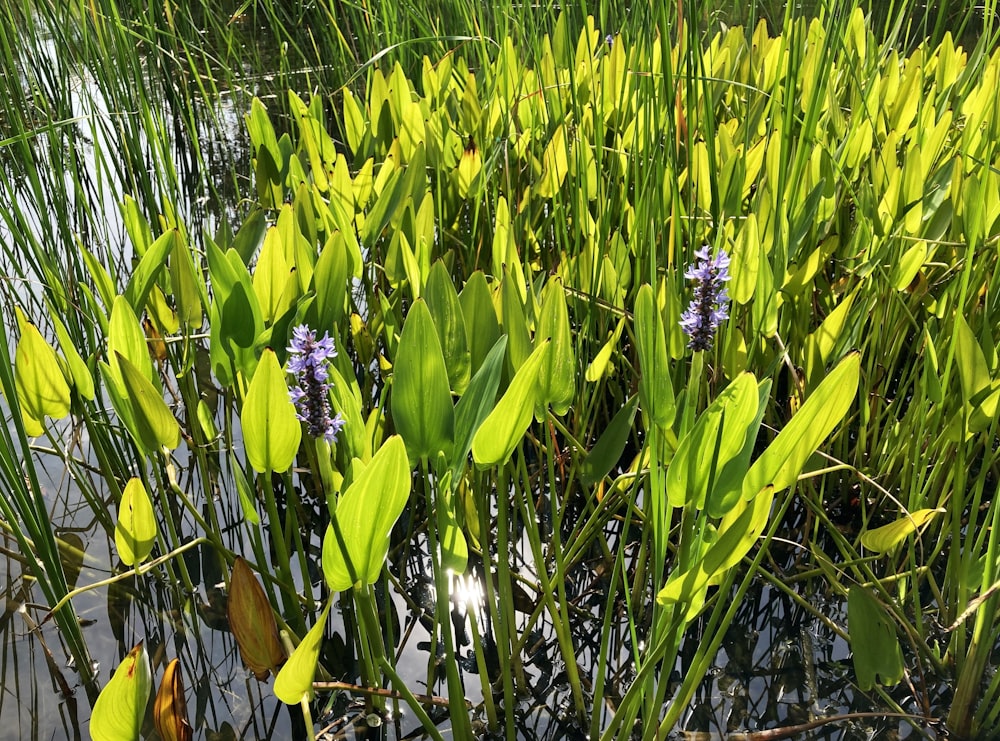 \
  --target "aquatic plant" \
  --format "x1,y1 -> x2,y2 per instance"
2,0 -> 1000,739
